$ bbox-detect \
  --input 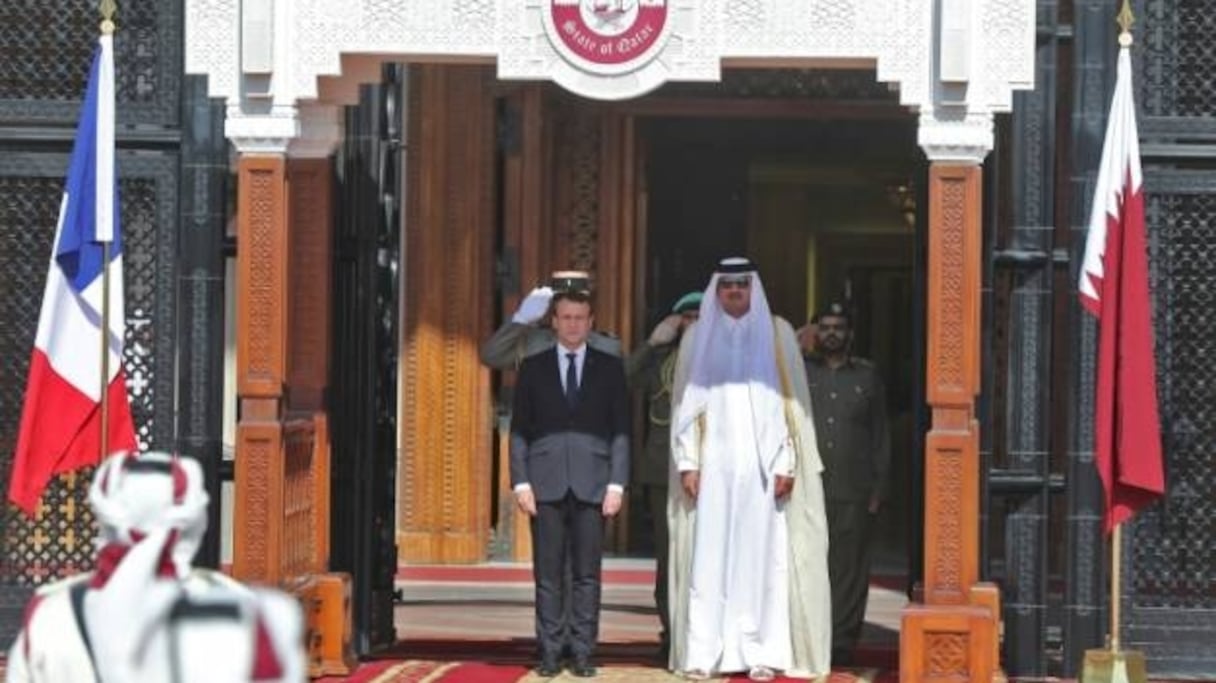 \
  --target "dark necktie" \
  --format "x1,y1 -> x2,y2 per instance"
565,352 -> 579,407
